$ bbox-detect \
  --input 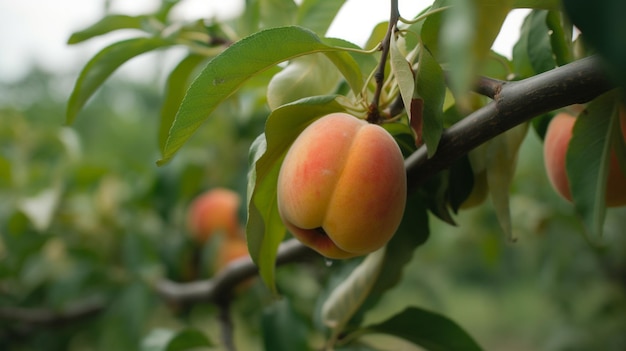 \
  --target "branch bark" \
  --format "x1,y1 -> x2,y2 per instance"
156,55 -> 615,305
406,55 -> 614,190
156,238 -> 317,304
